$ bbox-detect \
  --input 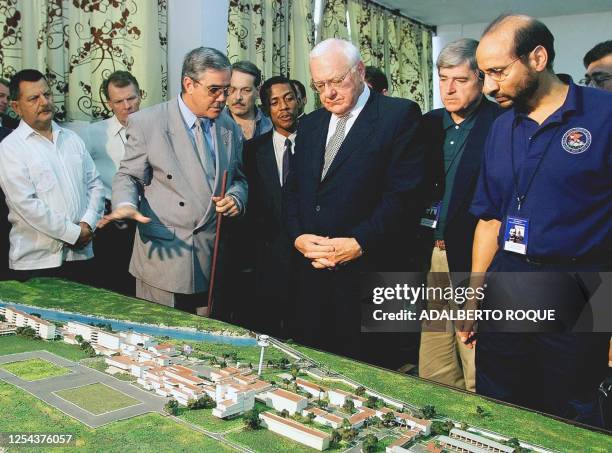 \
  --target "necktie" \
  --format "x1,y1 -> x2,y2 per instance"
282,138 -> 292,185
321,113 -> 351,180
194,118 -> 216,176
